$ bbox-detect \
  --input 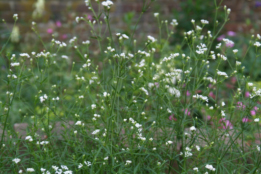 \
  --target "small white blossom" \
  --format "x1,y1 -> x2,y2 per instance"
26,168 -> 35,172
12,158 -> 21,164
205,164 -> 215,171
